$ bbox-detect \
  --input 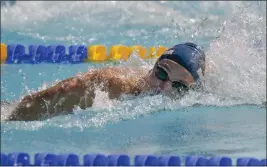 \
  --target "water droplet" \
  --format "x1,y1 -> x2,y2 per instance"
190,19 -> 196,23
26,103 -> 31,108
